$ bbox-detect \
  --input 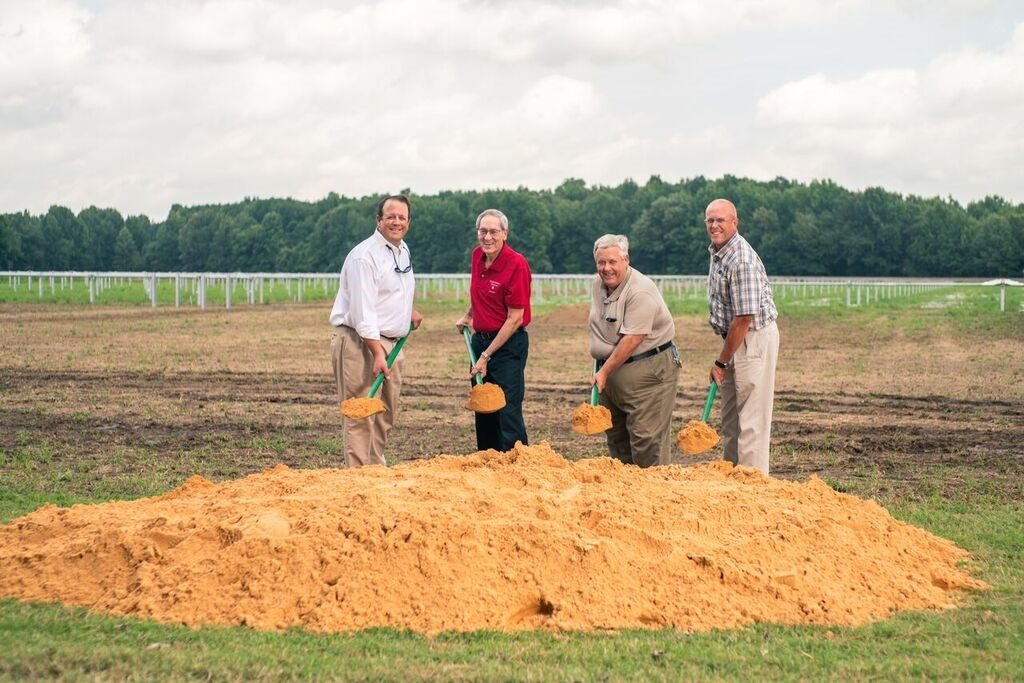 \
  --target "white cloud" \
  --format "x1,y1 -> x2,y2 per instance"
757,70 -> 922,126
0,0 -> 1022,217
0,0 -> 92,92
514,76 -> 601,129
751,20 -> 1024,198
923,23 -> 1024,106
